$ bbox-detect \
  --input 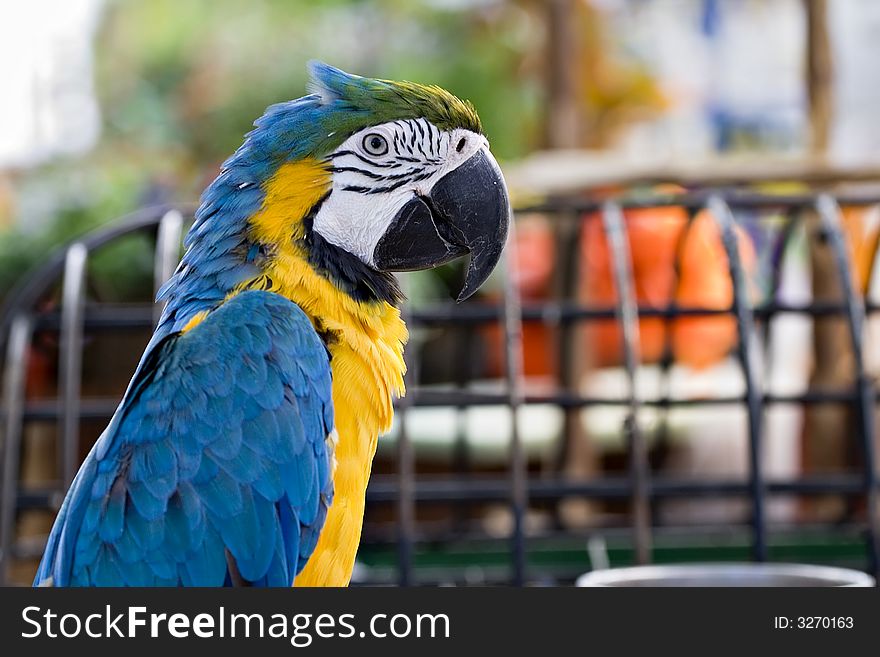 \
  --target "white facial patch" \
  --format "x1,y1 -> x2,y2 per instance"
312,118 -> 488,267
